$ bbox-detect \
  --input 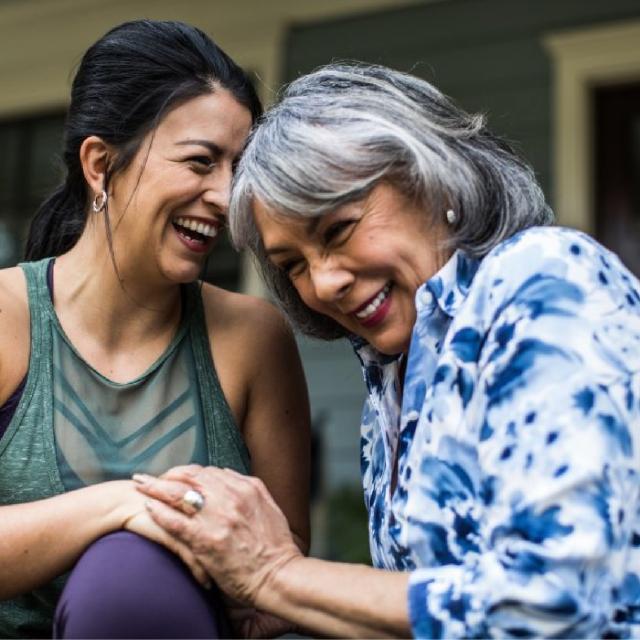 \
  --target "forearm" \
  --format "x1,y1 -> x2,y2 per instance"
0,480 -> 132,599
259,557 -> 411,638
